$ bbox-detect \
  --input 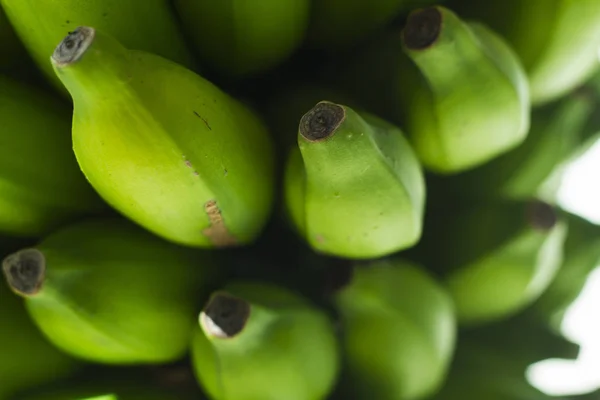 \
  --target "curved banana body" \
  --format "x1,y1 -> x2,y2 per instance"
417,200 -> 567,326
51,27 -> 275,248
2,218 -> 222,365
173,0 -> 310,77
455,0 -> 600,105
191,281 -> 340,400
0,282 -> 78,400
307,0 -> 436,49
284,101 -> 425,259
0,74 -> 105,237
333,258 -> 456,400
0,0 -> 194,95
